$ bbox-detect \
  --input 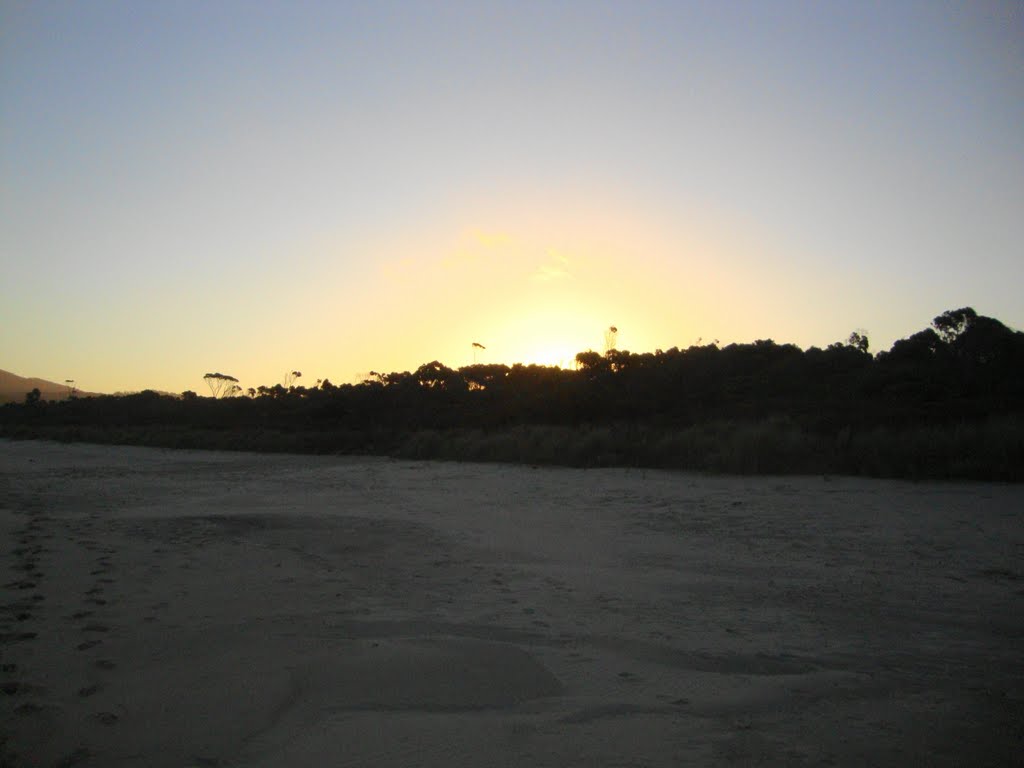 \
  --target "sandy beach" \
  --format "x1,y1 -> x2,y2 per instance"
1,439 -> 1022,766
